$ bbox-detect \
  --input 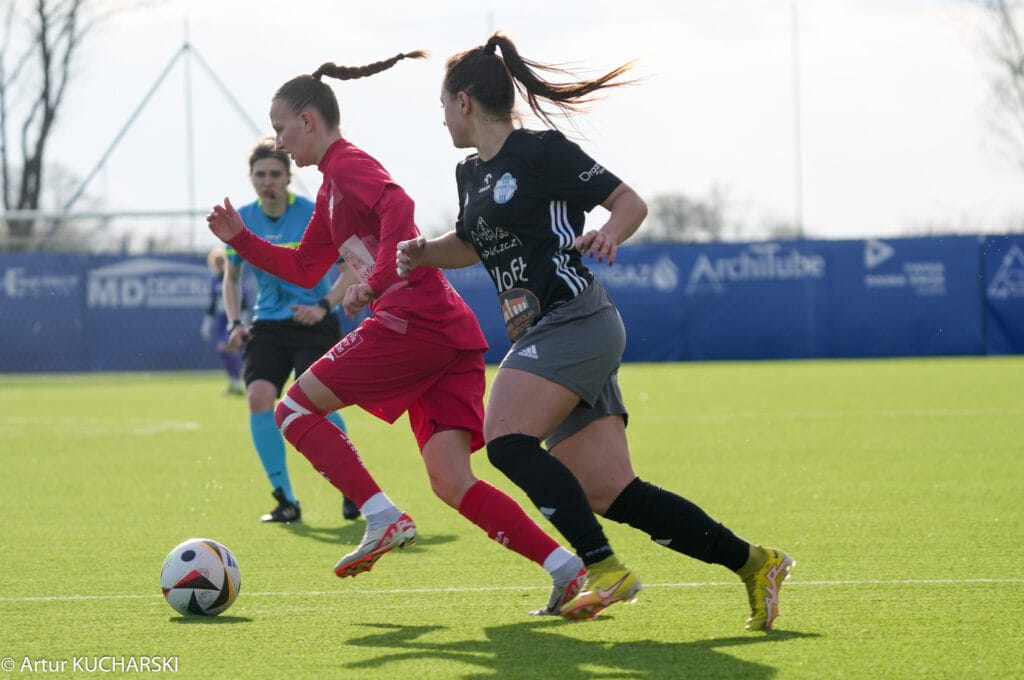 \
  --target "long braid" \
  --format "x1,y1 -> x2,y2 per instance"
276,50 -> 428,129
313,50 -> 429,82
